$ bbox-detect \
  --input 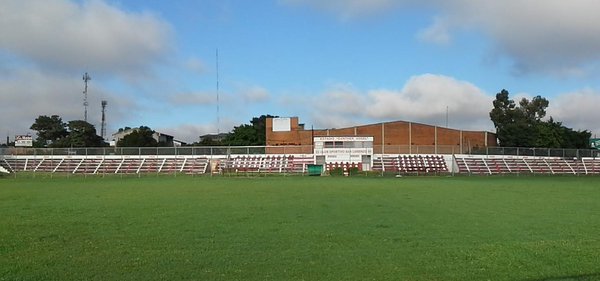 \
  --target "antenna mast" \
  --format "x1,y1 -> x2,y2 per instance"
82,72 -> 91,122
101,100 -> 107,139
216,49 -> 220,135
446,106 -> 449,128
